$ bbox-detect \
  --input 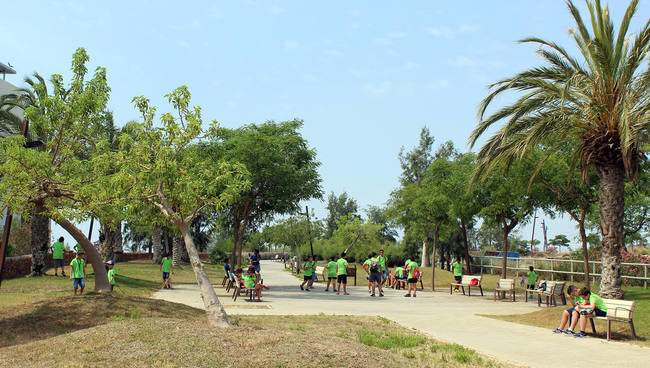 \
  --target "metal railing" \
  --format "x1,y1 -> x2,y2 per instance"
473,256 -> 649,288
